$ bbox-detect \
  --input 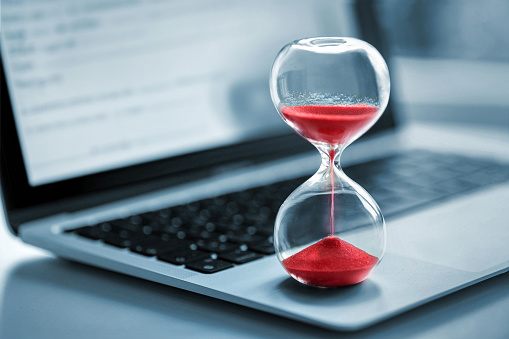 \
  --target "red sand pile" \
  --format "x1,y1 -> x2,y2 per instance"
282,236 -> 378,287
